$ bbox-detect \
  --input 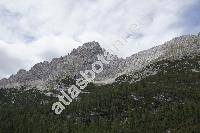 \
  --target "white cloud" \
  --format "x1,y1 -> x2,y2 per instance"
0,0 -> 199,78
